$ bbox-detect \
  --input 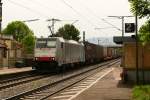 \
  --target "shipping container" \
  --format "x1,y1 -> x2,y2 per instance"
84,42 -> 104,64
